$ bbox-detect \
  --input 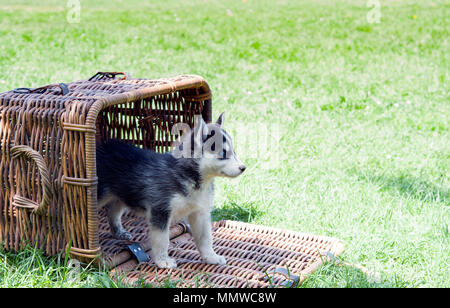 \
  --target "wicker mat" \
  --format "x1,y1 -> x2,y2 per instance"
99,211 -> 344,288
